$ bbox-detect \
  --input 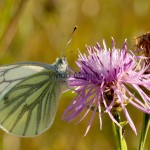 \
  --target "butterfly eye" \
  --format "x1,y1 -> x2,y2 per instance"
62,79 -> 66,83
